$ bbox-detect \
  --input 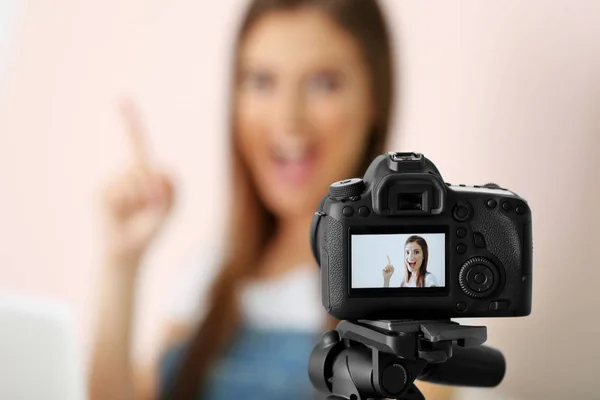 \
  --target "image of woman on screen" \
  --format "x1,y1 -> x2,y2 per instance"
383,235 -> 438,288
